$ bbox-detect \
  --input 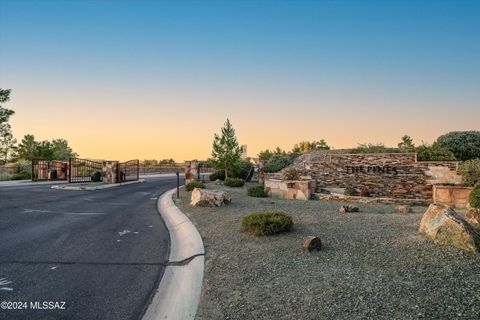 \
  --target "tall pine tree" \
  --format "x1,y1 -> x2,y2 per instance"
211,119 -> 242,178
